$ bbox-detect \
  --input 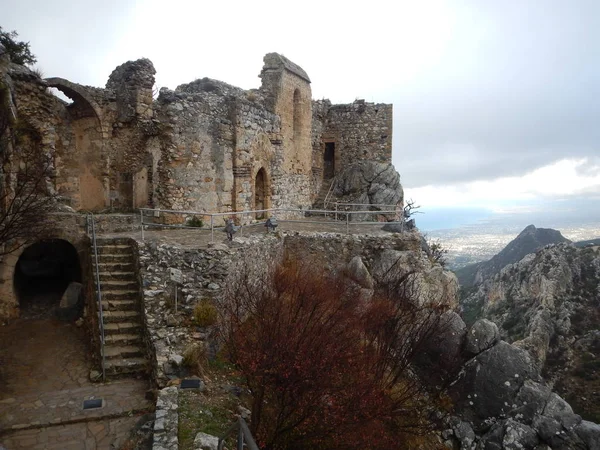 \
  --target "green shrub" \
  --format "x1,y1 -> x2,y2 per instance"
193,300 -> 218,327
186,216 -> 204,228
